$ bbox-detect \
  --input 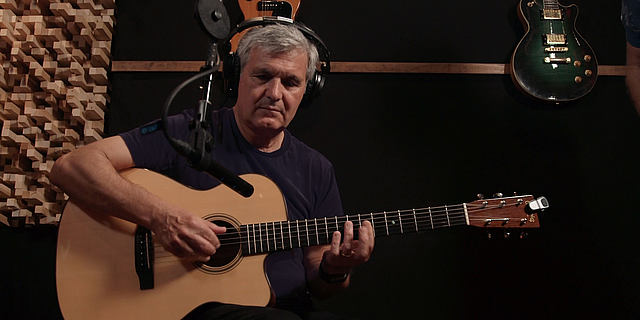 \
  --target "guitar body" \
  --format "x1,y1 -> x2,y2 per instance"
56,169 -> 287,320
229,0 -> 301,51
511,0 -> 597,102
